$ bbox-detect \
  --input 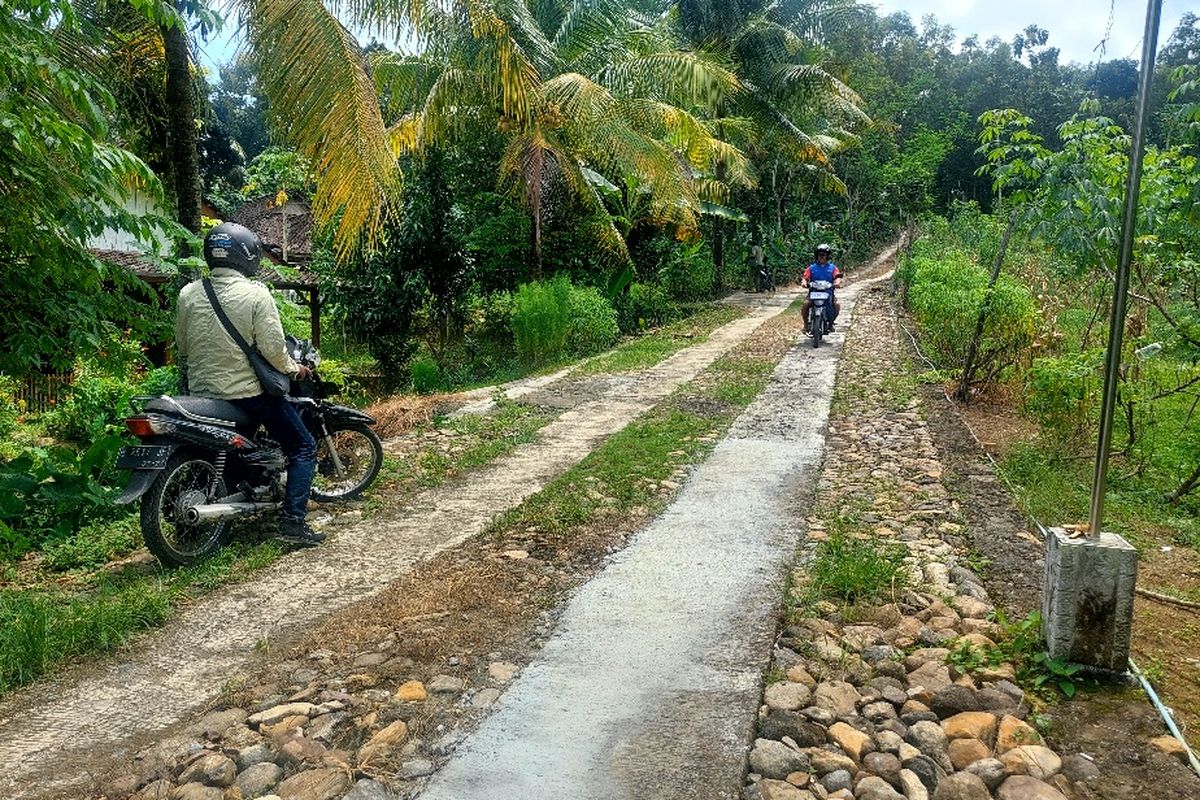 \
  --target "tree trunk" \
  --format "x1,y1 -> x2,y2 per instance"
1167,460 -> 1200,505
531,207 -> 542,280
956,211 -> 1019,402
162,14 -> 201,234
711,161 -> 726,294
